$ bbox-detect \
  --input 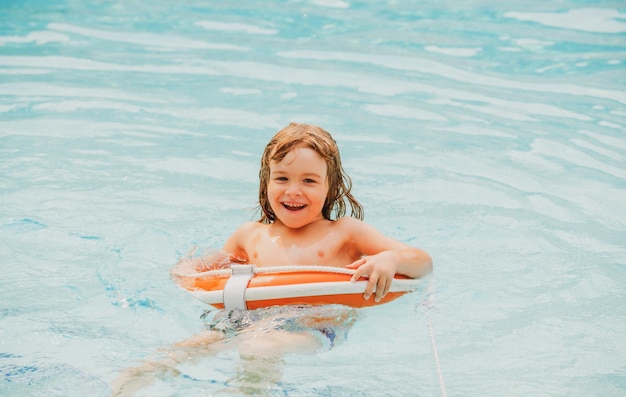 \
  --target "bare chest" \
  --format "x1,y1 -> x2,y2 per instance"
244,226 -> 355,268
